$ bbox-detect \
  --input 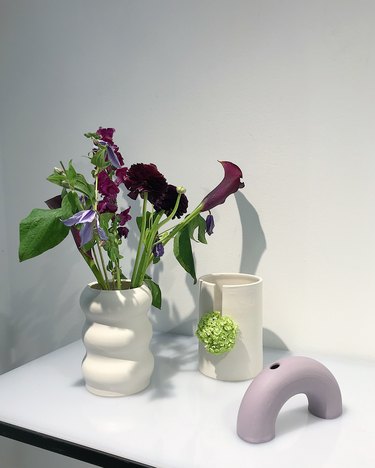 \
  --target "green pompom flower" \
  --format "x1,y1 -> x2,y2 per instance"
196,311 -> 238,355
